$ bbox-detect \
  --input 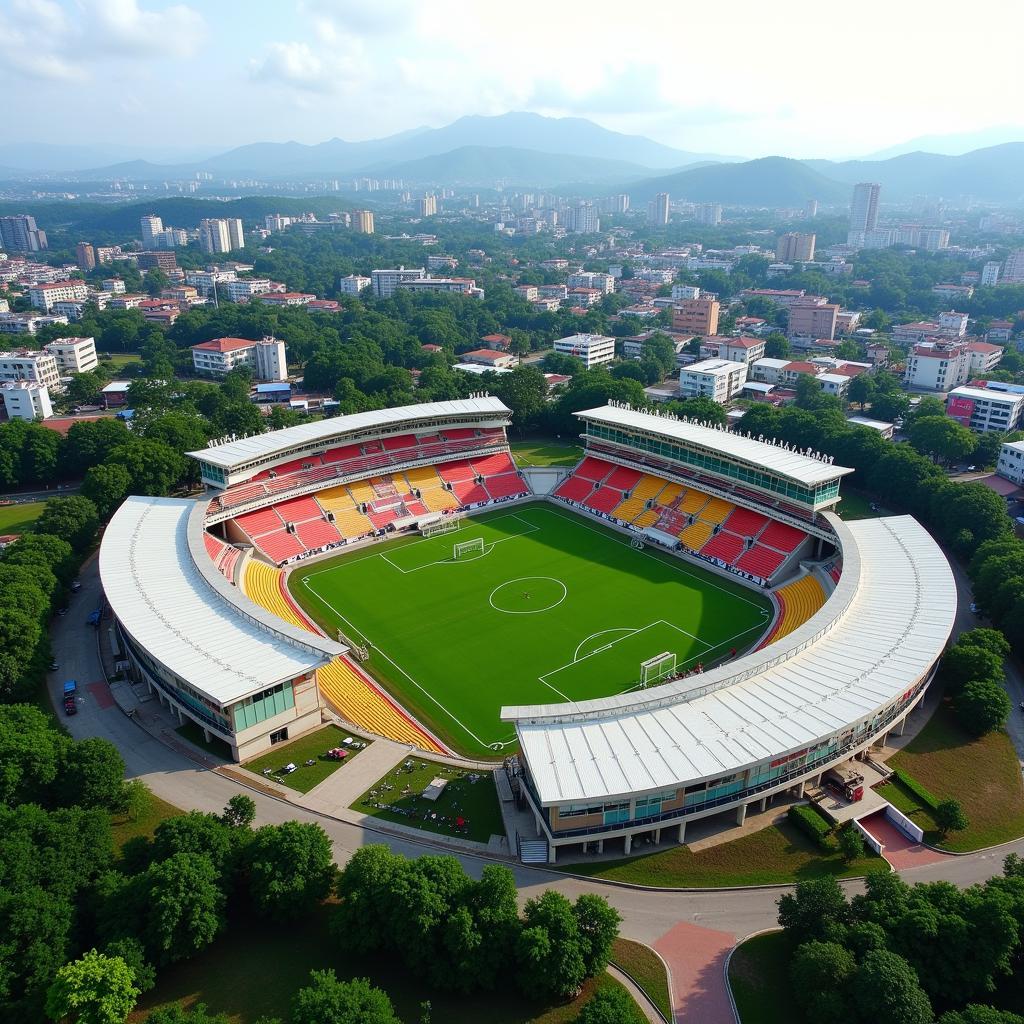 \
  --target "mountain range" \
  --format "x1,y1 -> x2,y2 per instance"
5,112 -> 1024,207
